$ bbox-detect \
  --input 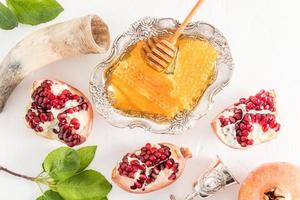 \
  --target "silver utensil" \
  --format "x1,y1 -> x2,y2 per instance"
170,156 -> 238,200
